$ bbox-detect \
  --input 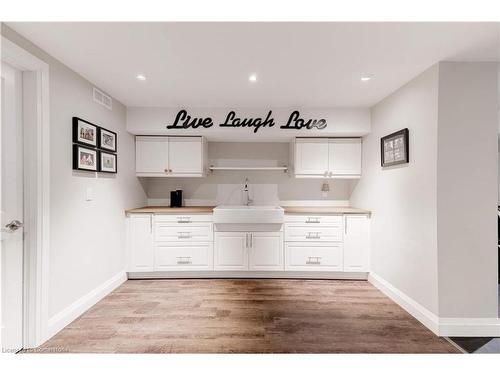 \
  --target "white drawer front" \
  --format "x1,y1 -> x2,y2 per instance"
155,222 -> 213,242
284,214 -> 342,224
154,214 -> 213,223
285,242 -> 343,271
284,223 -> 343,242
154,243 -> 213,270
